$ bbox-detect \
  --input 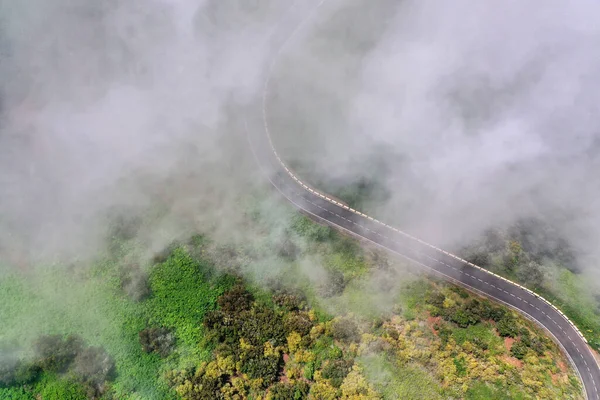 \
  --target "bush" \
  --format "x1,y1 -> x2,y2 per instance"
121,269 -> 150,302
217,285 -> 254,314
516,261 -> 544,288
283,313 -> 313,337
319,269 -> 346,298
139,327 -> 175,357
33,335 -> 83,373
479,300 -> 506,322
471,337 -> 489,351
426,292 -> 445,308
445,307 -> 479,328
240,349 -> 281,387
496,317 -> 519,338
274,291 -> 306,312
291,215 -> 331,242
331,318 -> 360,344
510,340 -> 529,360
268,381 -> 310,400
276,237 -> 300,261
0,356 -> 40,388
237,307 -> 286,347
71,346 -> 115,396
321,359 -> 353,388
